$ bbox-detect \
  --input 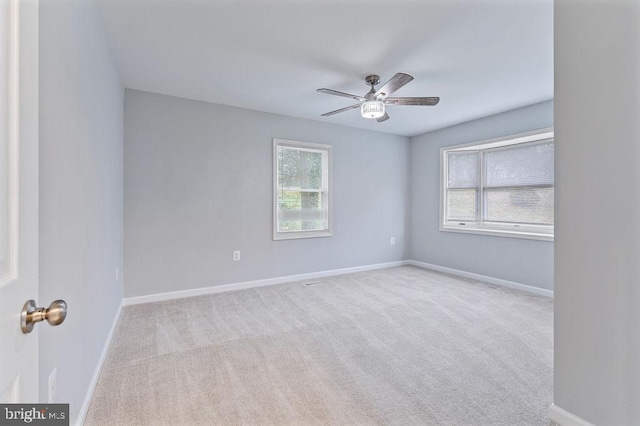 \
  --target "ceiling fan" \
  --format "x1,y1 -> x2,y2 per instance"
317,73 -> 439,122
